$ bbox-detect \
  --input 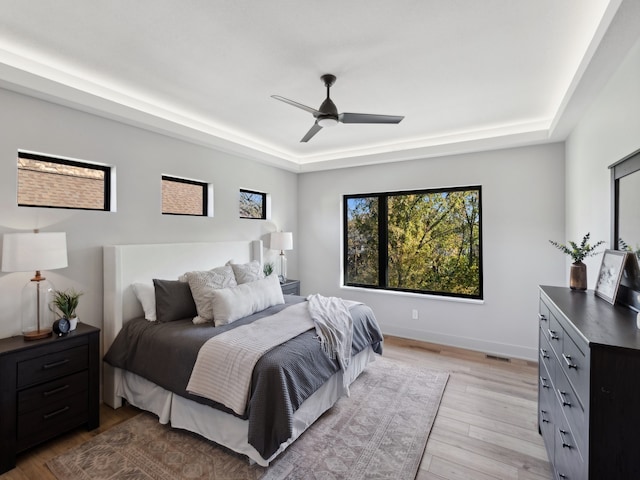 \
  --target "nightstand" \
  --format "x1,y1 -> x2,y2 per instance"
0,323 -> 100,474
280,279 -> 300,295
